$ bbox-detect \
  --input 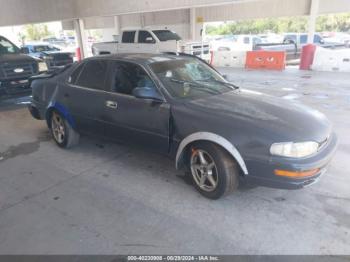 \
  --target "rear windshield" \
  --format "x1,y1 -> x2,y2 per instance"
152,30 -> 181,42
